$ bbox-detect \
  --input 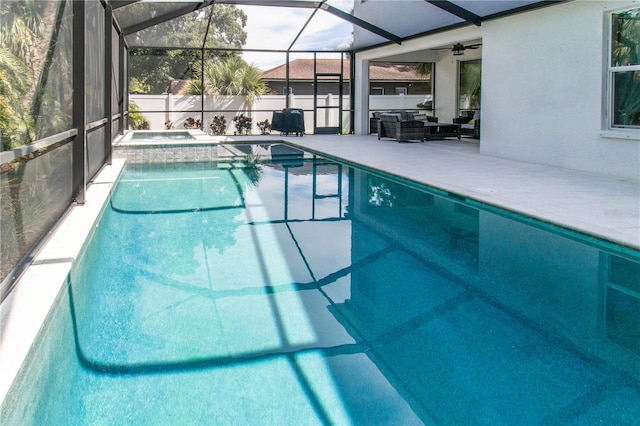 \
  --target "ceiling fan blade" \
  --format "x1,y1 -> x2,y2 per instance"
430,42 -> 482,52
